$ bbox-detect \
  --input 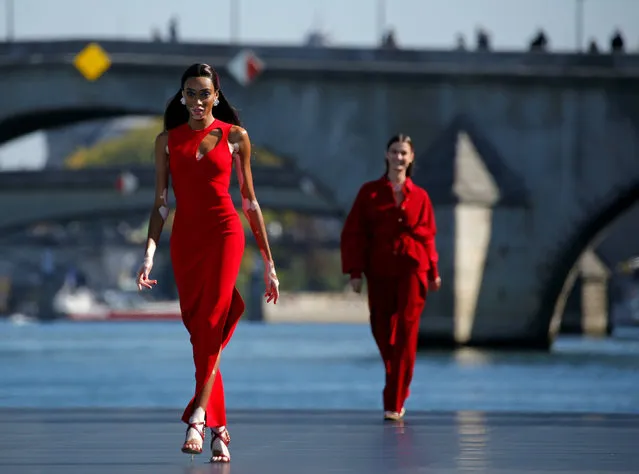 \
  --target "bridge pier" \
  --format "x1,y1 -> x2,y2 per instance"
416,122 -> 537,349
559,249 -> 612,337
